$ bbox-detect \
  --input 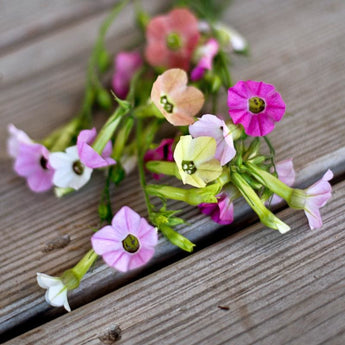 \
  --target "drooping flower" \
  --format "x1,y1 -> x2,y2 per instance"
36,273 -> 71,312
77,128 -> 116,169
174,135 -> 222,188
145,8 -> 200,70
7,124 -> 33,159
144,138 -> 174,179
91,206 -> 158,272
189,114 -> 236,166
151,68 -> 204,126
214,24 -> 248,53
14,142 -> 54,192
191,38 -> 219,81
49,146 -> 93,190
289,170 -> 333,230
228,80 -> 286,137
112,51 -> 143,99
